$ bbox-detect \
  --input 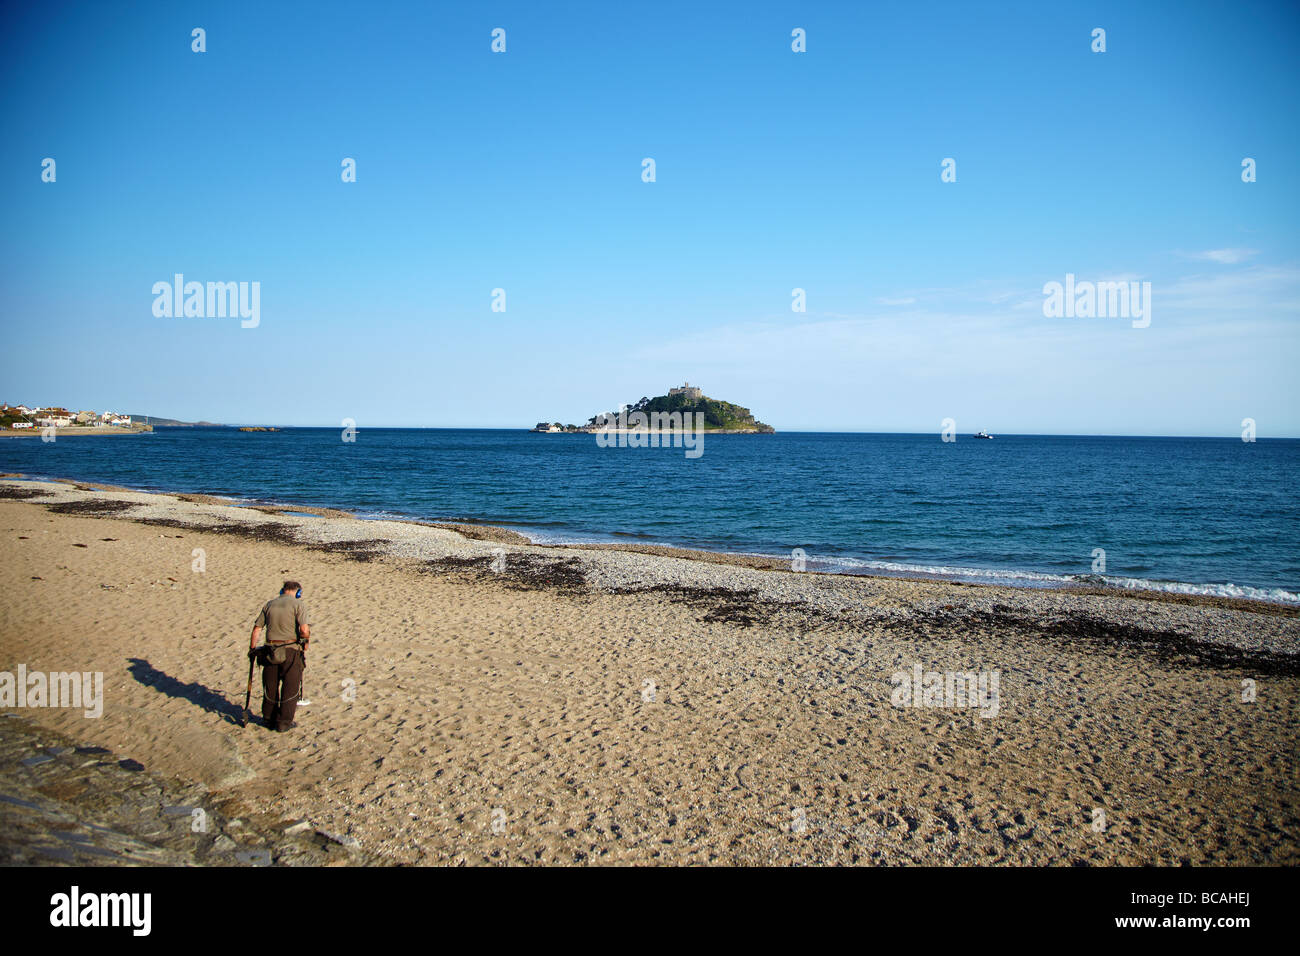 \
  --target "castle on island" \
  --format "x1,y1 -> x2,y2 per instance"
667,382 -> 703,401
